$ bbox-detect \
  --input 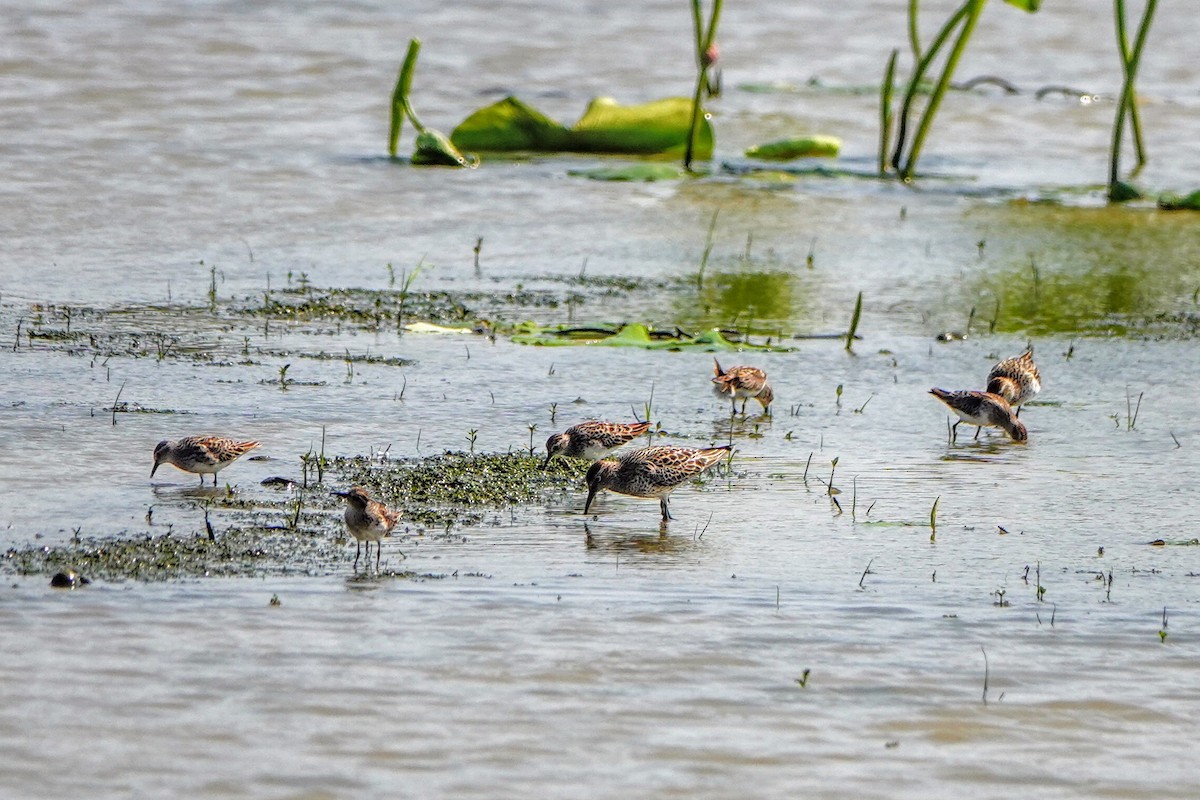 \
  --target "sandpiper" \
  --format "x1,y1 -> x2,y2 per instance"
332,486 -> 400,571
584,445 -> 732,521
986,348 -> 1041,416
929,388 -> 1027,442
543,420 -> 651,467
712,358 -> 773,415
151,436 -> 260,485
